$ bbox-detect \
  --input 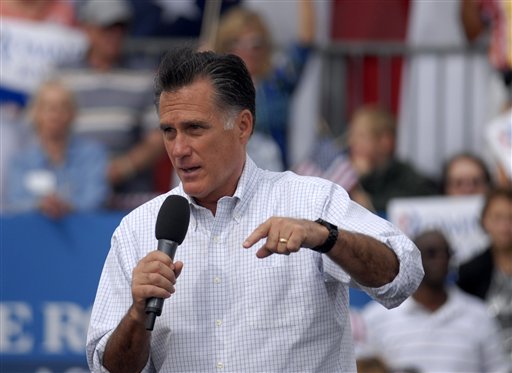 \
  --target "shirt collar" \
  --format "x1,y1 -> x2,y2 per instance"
232,156 -> 260,222
172,155 -> 261,230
